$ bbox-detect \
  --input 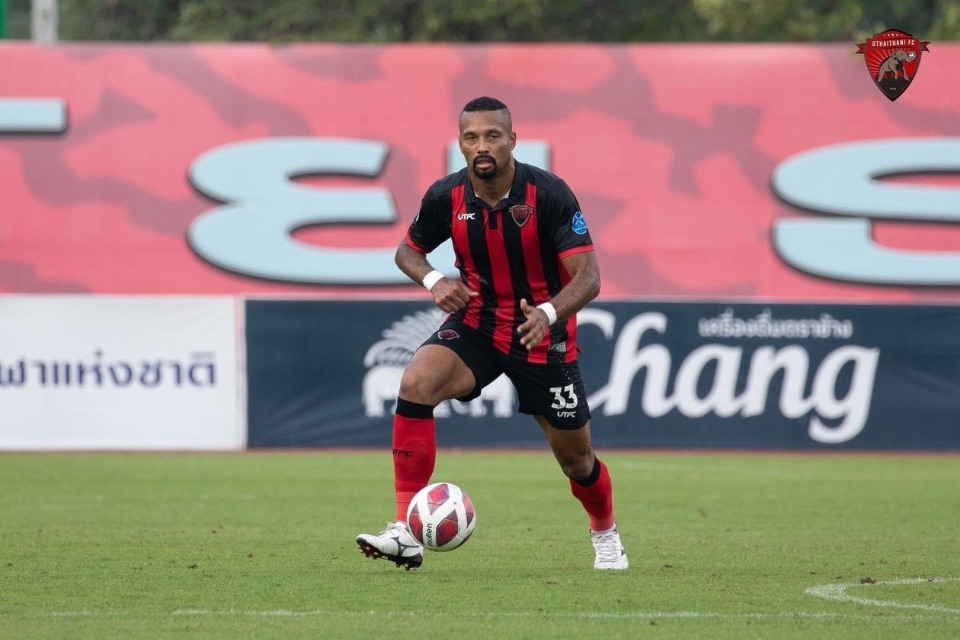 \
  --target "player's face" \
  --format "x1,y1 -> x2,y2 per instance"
458,110 -> 516,181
